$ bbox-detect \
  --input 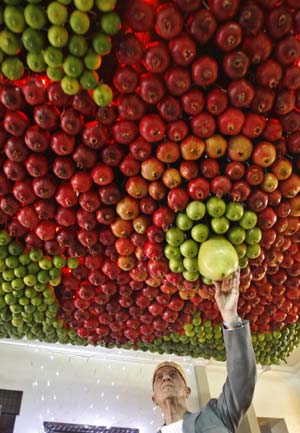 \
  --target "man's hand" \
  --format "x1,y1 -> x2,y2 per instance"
212,268 -> 240,324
